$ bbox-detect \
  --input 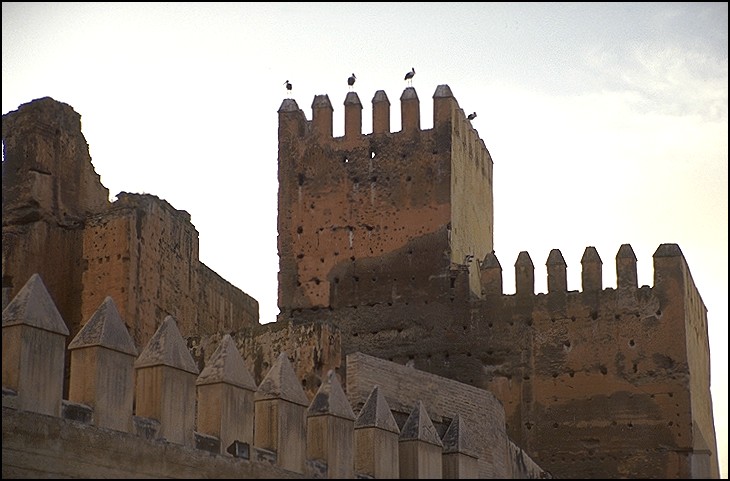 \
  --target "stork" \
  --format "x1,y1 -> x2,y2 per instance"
348,73 -> 356,90
467,112 -> 477,120
404,67 -> 415,85
284,80 -> 292,96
